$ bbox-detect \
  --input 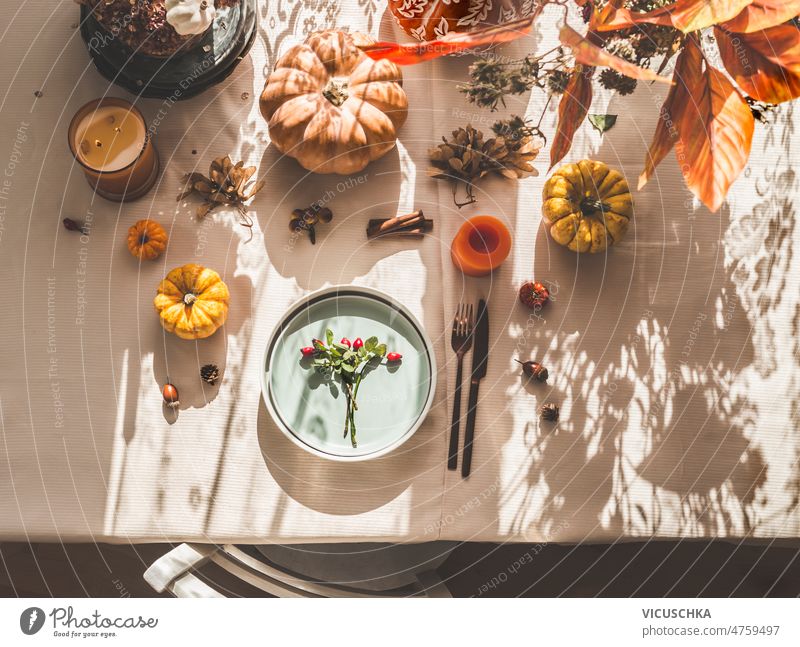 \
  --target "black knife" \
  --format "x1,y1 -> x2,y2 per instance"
461,299 -> 488,478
